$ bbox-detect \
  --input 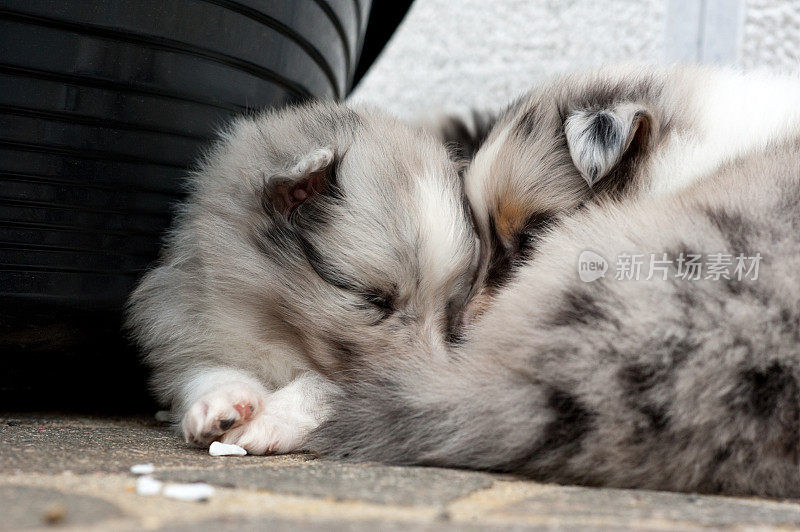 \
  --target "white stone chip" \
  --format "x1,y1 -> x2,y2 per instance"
154,410 -> 172,423
162,482 -> 215,502
130,463 -> 155,475
209,441 -> 247,457
135,476 -> 163,496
